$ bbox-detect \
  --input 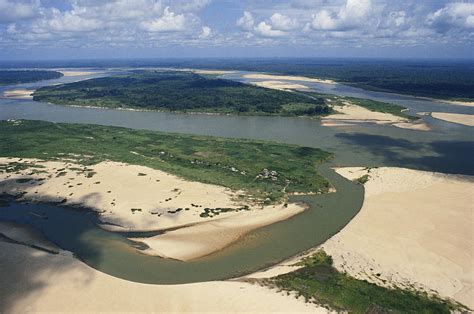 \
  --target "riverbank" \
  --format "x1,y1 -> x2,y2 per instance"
324,167 -> 473,308
247,166 -> 473,309
0,157 -> 305,260
321,102 -> 430,131
0,233 -> 326,313
431,112 -> 474,127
